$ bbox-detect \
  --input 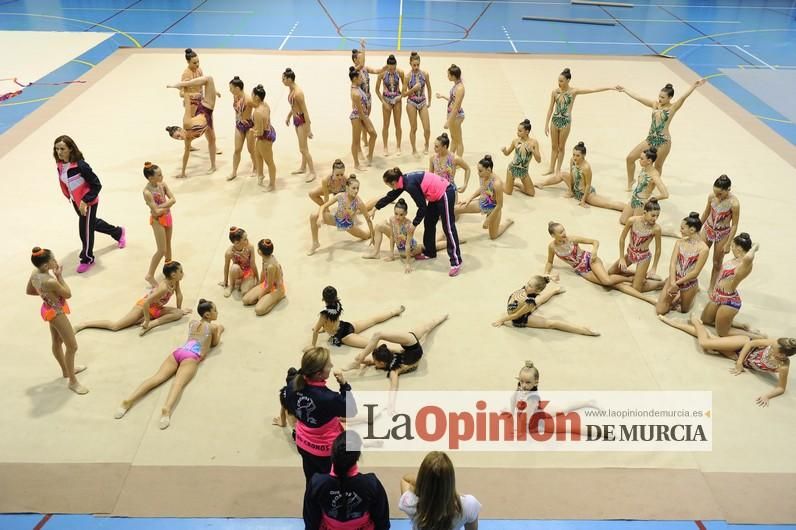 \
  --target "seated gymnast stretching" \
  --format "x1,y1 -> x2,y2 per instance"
75,261 -> 190,336
305,286 -> 405,350
454,155 -> 514,240
493,275 -> 599,336
659,314 -> 793,406
114,299 -> 224,428
545,222 -> 629,287
308,175 -> 375,256
220,227 -> 259,298
165,75 -> 219,178
242,238 -> 286,316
